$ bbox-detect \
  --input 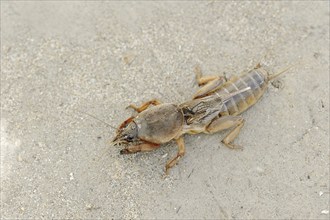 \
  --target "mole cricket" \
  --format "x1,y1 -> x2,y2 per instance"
112,62 -> 296,175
